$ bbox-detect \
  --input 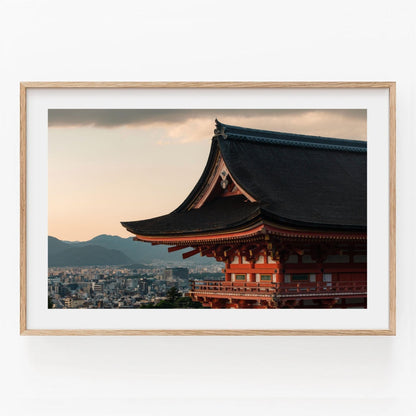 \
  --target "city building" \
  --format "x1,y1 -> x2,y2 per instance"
64,297 -> 73,308
163,267 -> 189,282
126,277 -> 139,289
138,280 -> 149,294
122,121 -> 367,308
92,282 -> 104,293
